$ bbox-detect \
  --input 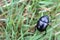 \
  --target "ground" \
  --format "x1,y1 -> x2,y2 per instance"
0,0 -> 60,40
